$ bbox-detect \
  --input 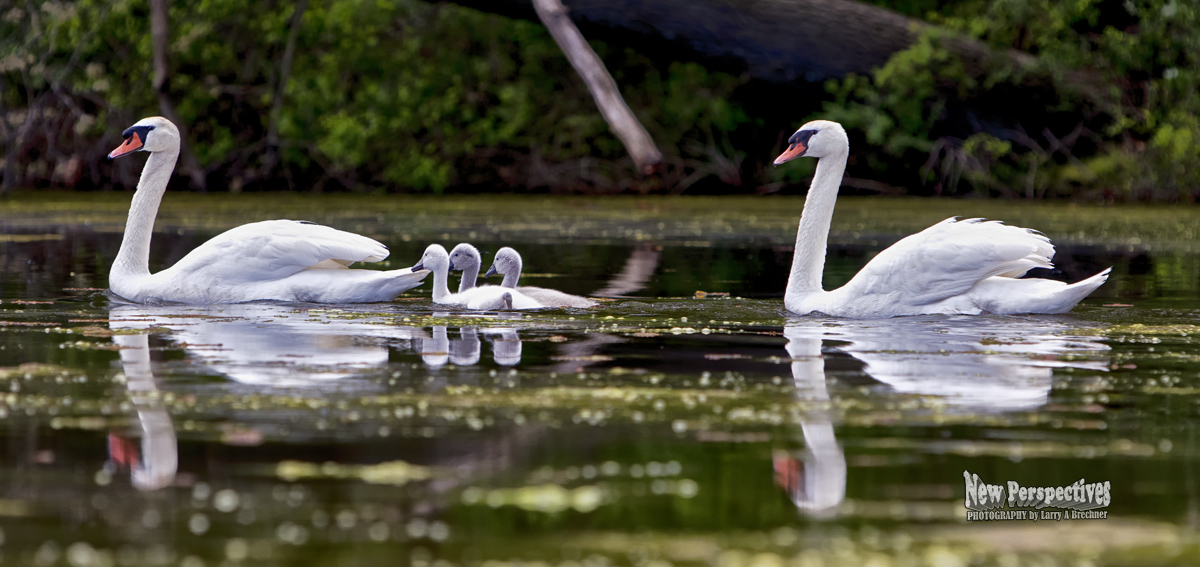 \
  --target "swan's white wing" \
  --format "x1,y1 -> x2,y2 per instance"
841,218 -> 1054,306
168,220 -> 390,282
